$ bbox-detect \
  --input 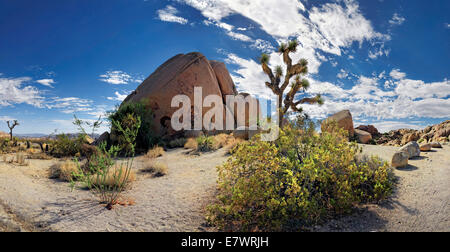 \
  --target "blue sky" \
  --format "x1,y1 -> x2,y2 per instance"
0,0 -> 449,134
